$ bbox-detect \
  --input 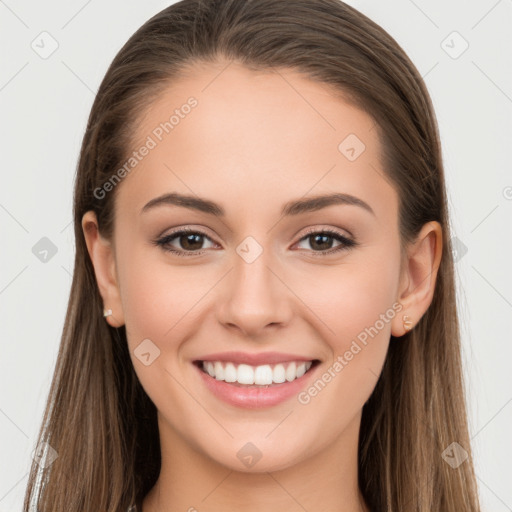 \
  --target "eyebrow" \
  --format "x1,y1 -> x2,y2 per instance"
140,191 -> 375,217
